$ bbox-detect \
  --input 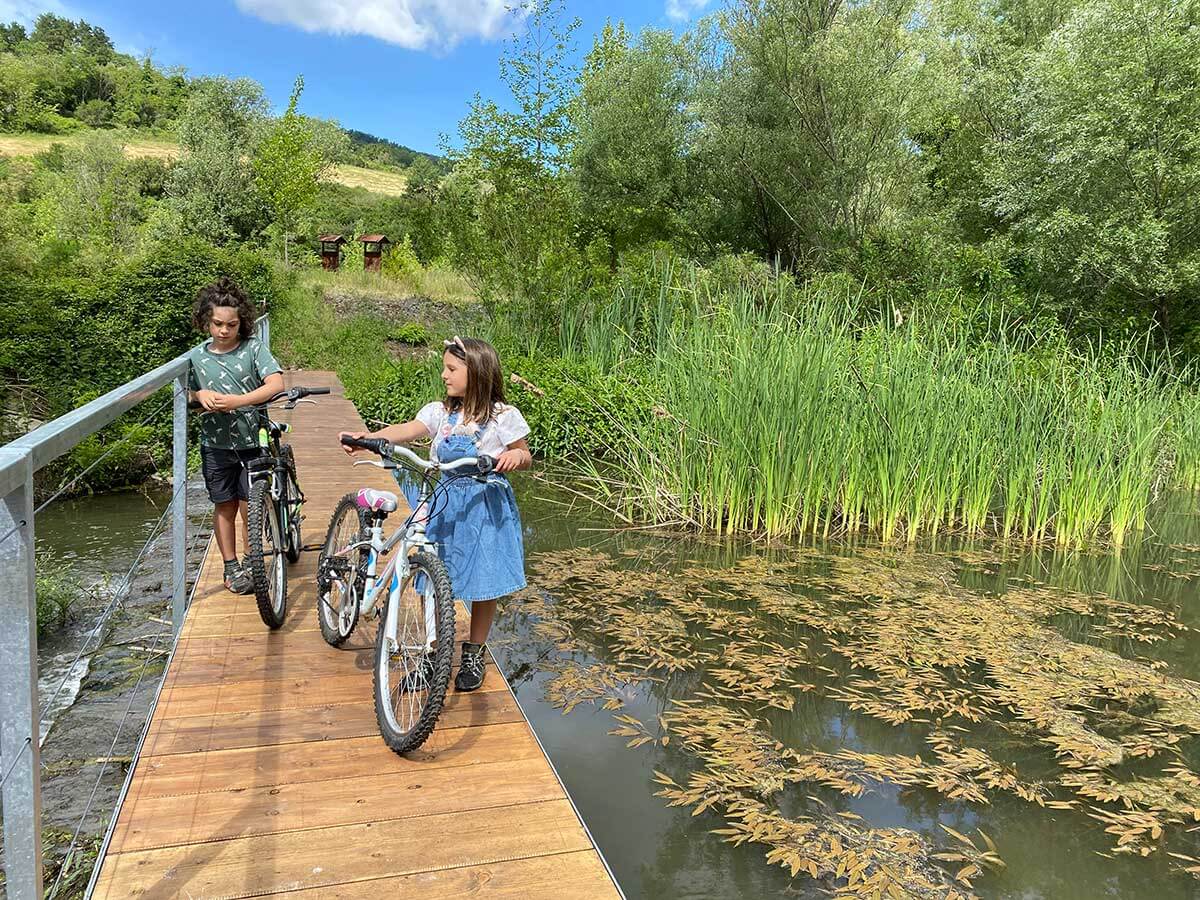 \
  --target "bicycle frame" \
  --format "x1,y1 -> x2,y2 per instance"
343,476 -> 440,650
247,400 -> 310,543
